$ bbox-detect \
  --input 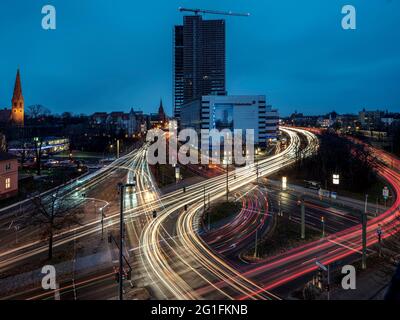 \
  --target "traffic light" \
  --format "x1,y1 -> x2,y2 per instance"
317,269 -> 323,289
